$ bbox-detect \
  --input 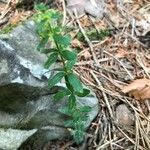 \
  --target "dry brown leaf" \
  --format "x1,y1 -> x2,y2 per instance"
10,10 -> 32,25
78,49 -> 91,59
72,38 -> 83,49
122,79 -> 150,100
9,11 -> 21,25
115,48 -> 128,58
80,16 -> 92,27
